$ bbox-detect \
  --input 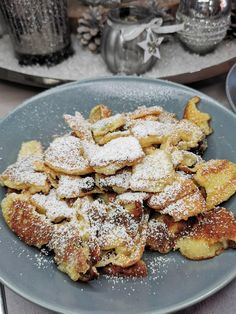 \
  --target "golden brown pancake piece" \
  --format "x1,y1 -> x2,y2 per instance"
1,193 -> 53,248
48,221 -> 98,281
194,159 -> 236,209
175,207 -> 236,260
183,96 -> 212,136
146,214 -> 192,253
101,260 -> 147,278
